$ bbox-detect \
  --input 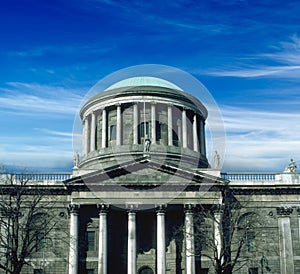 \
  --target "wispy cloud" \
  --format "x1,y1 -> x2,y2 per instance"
204,65 -> 300,78
200,35 -> 300,78
34,128 -> 74,138
0,82 -> 83,116
220,105 -> 300,171
9,43 -> 116,58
